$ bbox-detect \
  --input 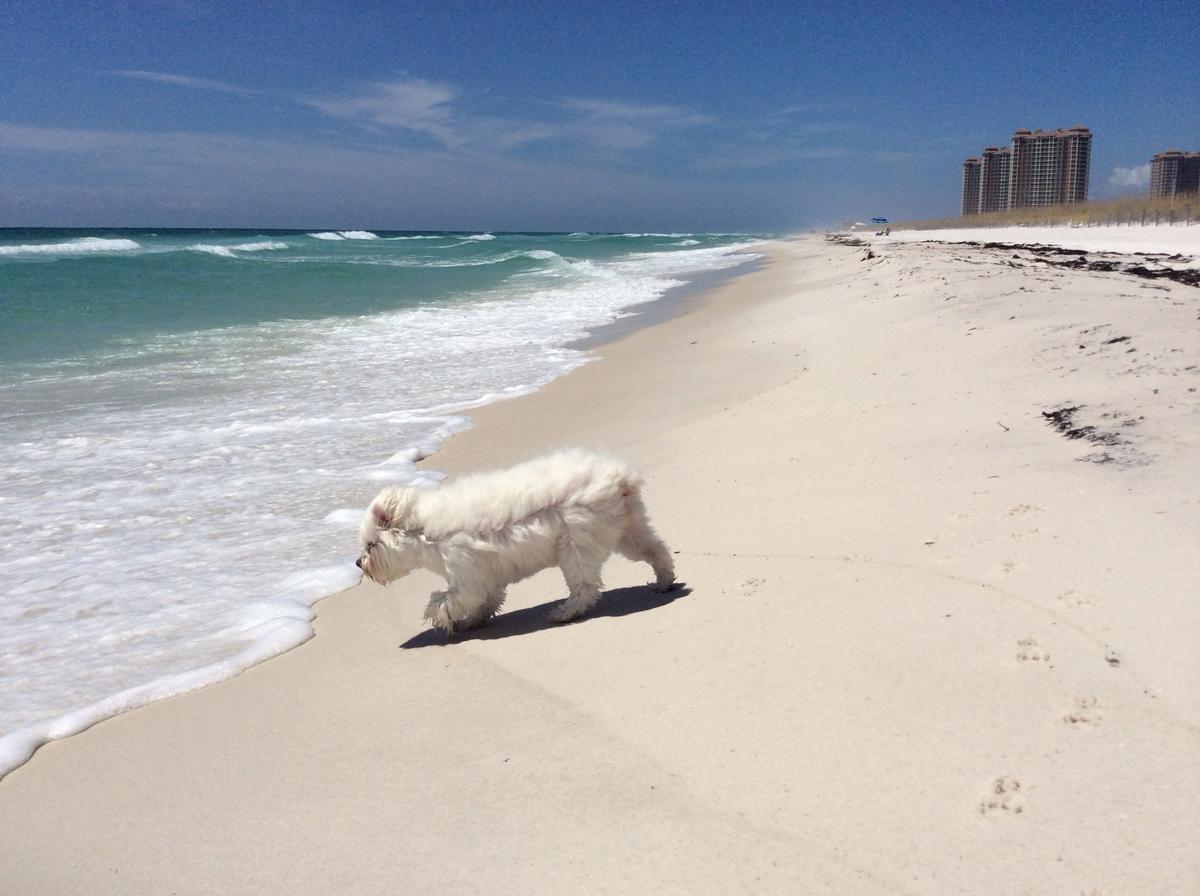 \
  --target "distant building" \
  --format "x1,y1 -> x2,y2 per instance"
1010,126 -> 1092,207
979,146 -> 1012,213
1150,150 -> 1200,198
960,125 -> 1092,216
962,158 -> 982,215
